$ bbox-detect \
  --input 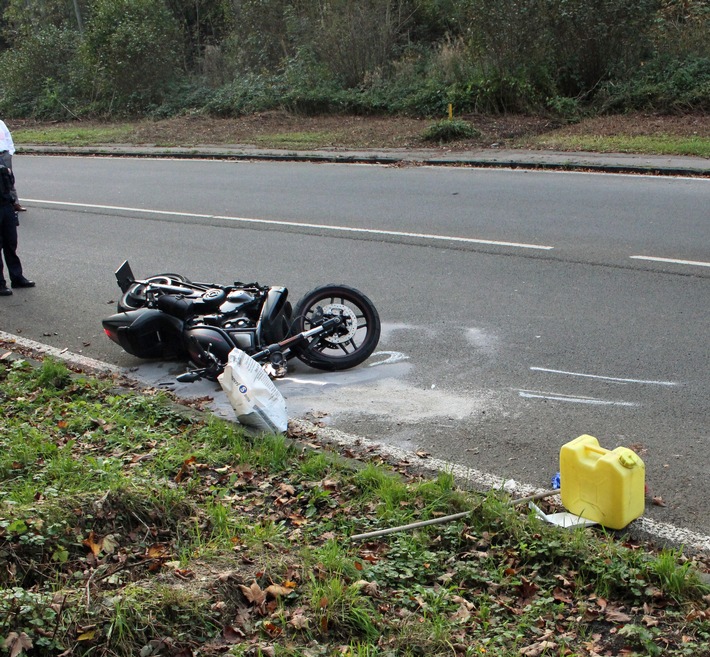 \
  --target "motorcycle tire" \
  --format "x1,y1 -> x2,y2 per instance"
291,284 -> 381,371
118,273 -> 191,312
